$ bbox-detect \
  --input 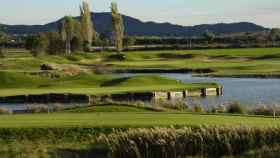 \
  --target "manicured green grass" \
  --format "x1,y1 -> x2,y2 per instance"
64,105 -> 156,113
1,47 -> 279,96
101,75 -> 183,87
2,48 -> 280,77
104,48 -> 280,77
0,71 -> 217,96
0,113 -> 279,128
0,83 -> 216,96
